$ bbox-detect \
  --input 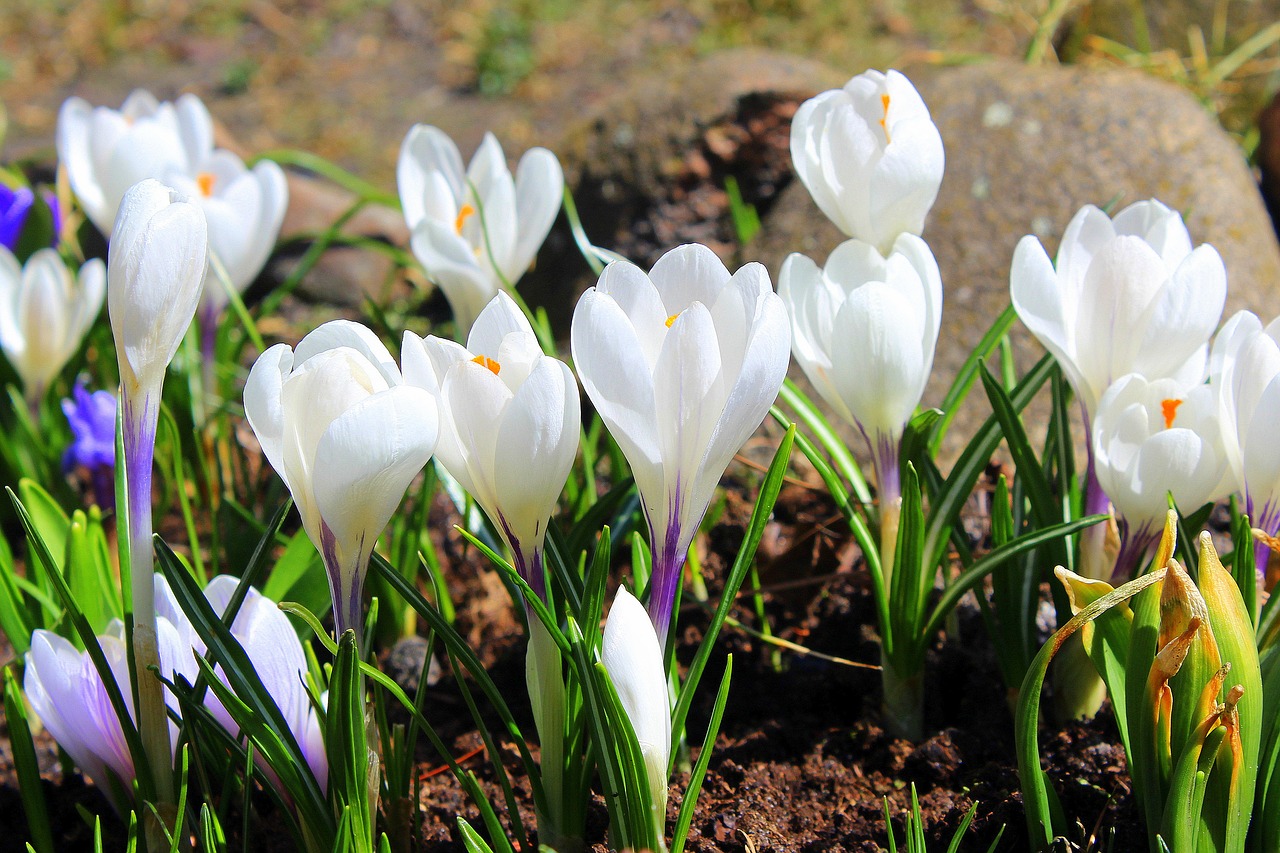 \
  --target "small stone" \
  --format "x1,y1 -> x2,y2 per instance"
383,634 -> 441,695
